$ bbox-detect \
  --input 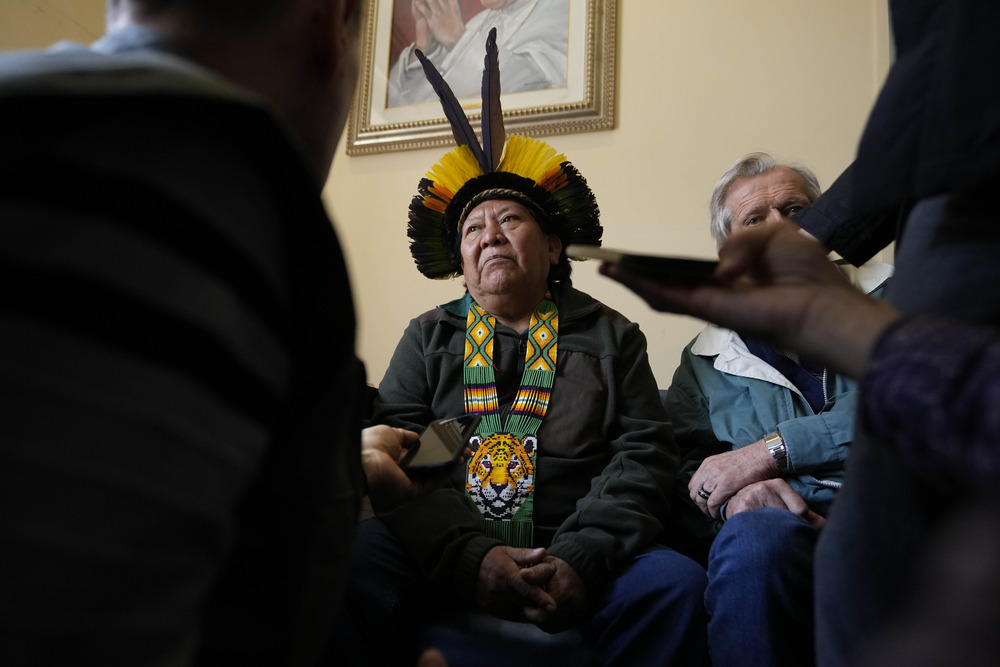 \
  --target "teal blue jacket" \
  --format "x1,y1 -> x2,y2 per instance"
665,261 -> 892,559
